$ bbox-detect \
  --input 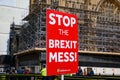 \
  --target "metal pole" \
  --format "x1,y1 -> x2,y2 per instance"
61,74 -> 64,80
